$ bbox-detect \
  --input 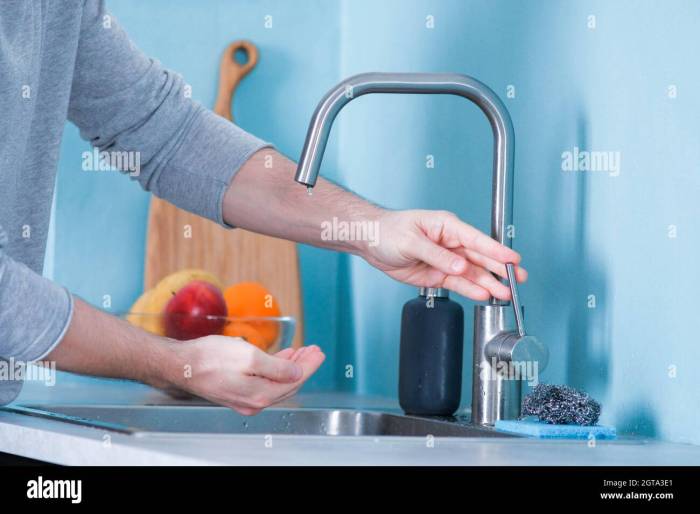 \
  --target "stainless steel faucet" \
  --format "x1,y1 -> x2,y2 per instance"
295,72 -> 548,426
